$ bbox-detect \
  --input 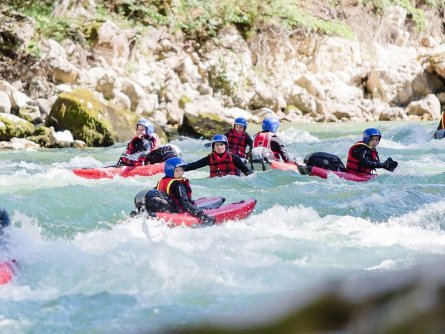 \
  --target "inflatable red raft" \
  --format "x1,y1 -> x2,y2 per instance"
149,197 -> 257,227
298,165 -> 376,182
73,163 -> 164,179
0,260 -> 16,285
262,159 -> 375,182
269,160 -> 300,171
